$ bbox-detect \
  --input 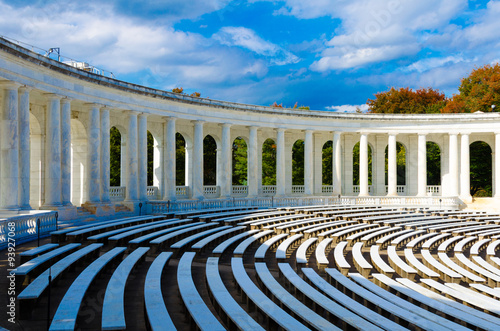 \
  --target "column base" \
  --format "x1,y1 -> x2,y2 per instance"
40,205 -> 77,221
82,202 -> 115,218
460,195 -> 473,204
122,200 -> 148,215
